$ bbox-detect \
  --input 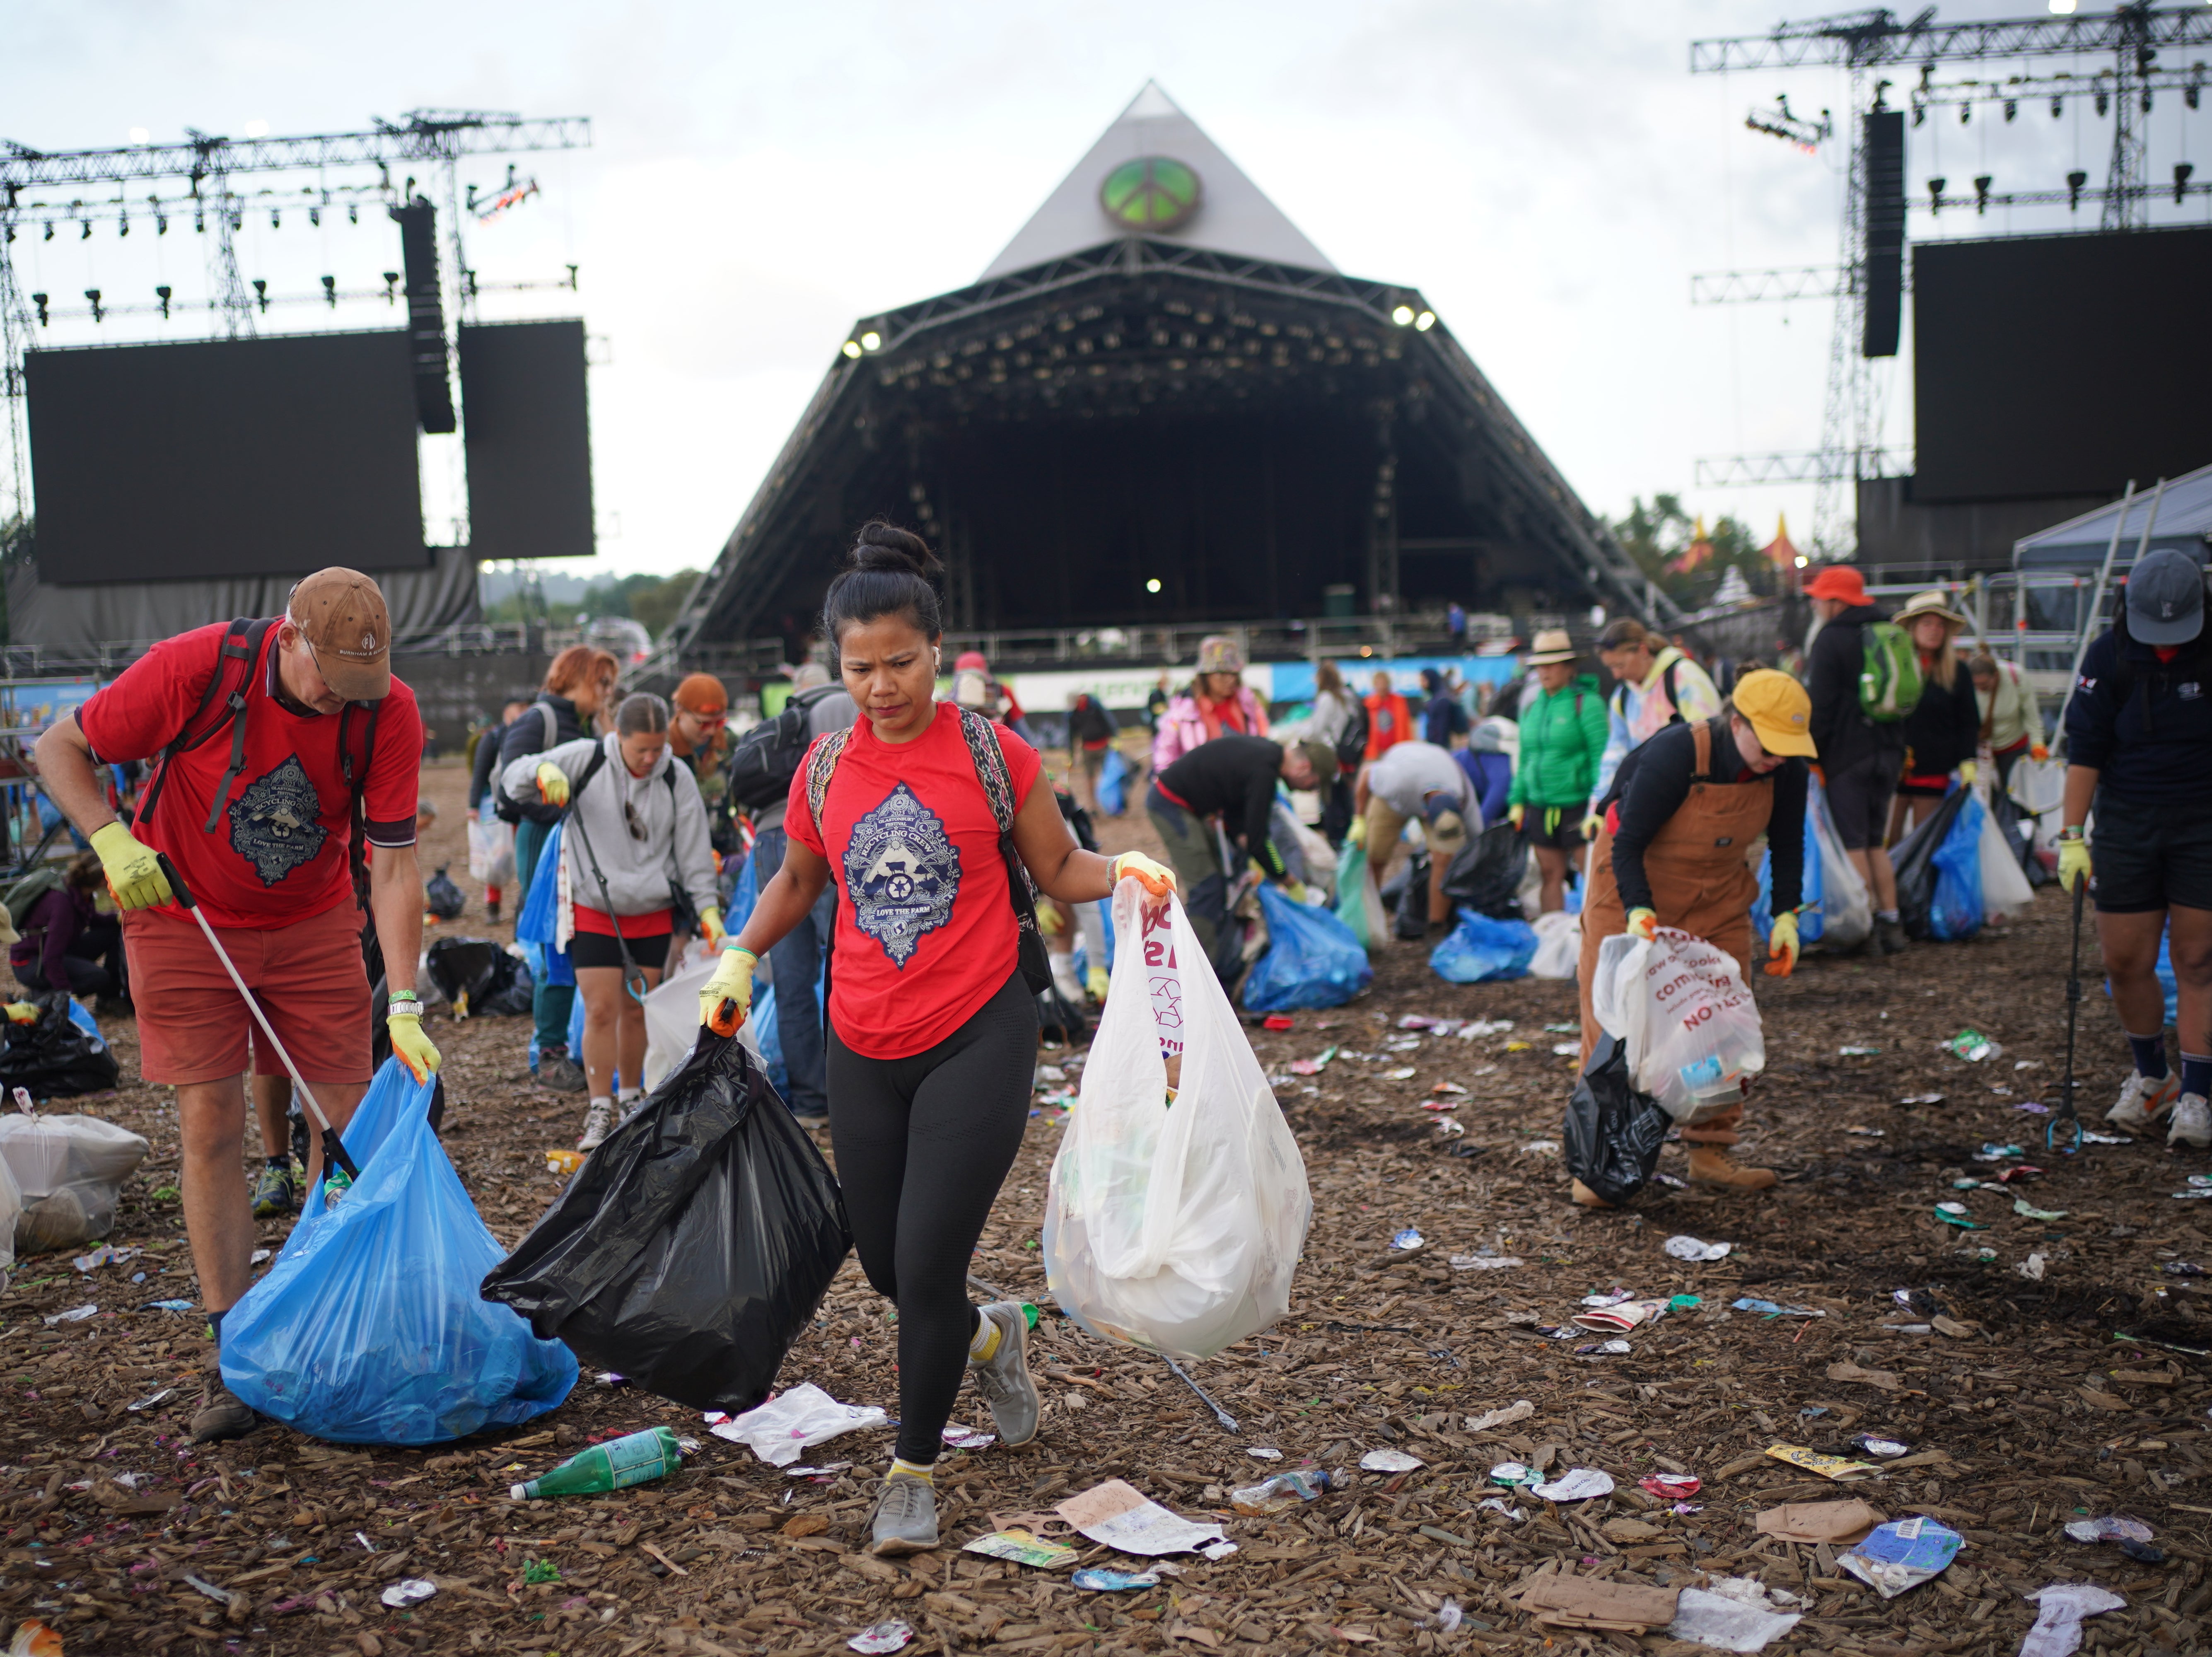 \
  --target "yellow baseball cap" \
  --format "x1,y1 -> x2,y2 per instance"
1732,669 -> 1817,757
